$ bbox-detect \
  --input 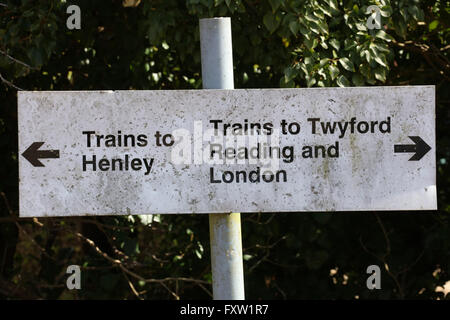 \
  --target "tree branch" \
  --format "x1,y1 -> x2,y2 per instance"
392,39 -> 450,81
69,229 -> 209,299
0,72 -> 23,90
0,49 -> 36,69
